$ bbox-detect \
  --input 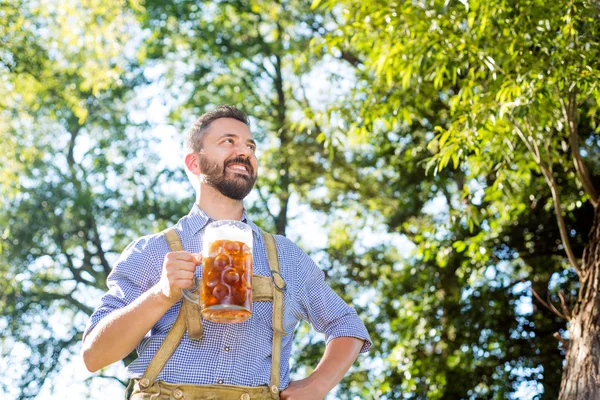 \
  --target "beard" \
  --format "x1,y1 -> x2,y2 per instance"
199,154 -> 257,200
